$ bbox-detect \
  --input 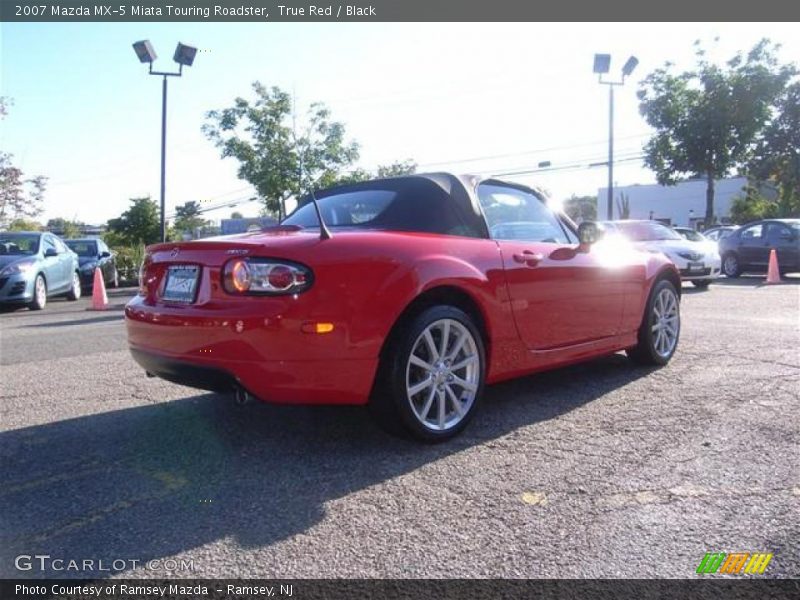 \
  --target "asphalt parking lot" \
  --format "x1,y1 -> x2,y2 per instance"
0,279 -> 798,579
